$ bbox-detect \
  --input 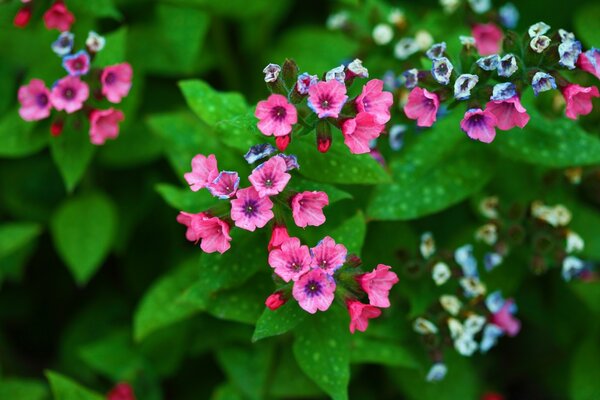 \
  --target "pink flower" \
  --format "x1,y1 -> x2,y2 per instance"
307,80 -> 348,119
291,191 -> 329,228
460,108 -> 498,143
347,299 -> 382,333
472,23 -> 503,56
107,382 -> 136,400
18,79 -> 52,121
192,216 -> 232,254
578,50 -> 600,80
404,87 -> 440,127
13,5 -> 32,28
268,237 -> 312,282
341,112 -> 385,154
562,84 -> 600,120
485,96 -> 530,130
62,51 -> 90,76
230,187 -> 274,231
208,171 -> 239,199
490,299 -> 521,337
356,264 -> 399,308
292,268 -> 336,314
248,156 -> 291,197
355,79 -> 394,124
265,292 -> 287,310
50,76 -> 89,114
101,63 -> 133,104
255,94 -> 297,137
268,223 -> 290,251
43,1 -> 75,32
311,236 -> 347,274
176,211 -> 208,242
184,154 -> 219,192
89,108 -> 124,145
